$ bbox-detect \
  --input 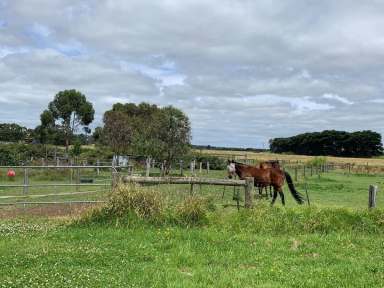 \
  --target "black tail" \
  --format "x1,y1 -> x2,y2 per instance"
284,171 -> 304,204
